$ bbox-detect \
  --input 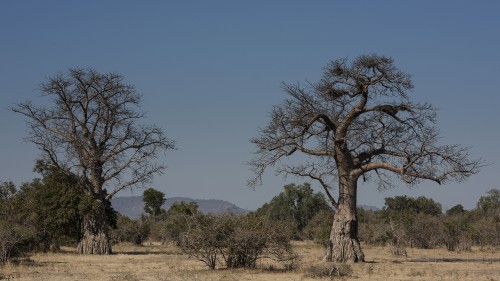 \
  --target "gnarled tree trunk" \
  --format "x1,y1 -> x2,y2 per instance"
325,176 -> 364,262
77,197 -> 111,254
